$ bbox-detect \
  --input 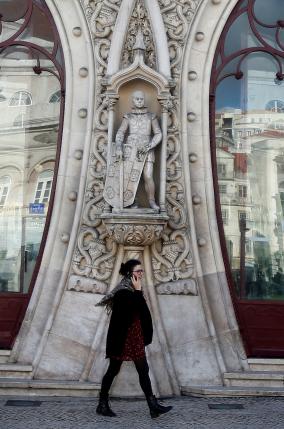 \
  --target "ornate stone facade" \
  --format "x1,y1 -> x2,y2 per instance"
70,0 -> 203,294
